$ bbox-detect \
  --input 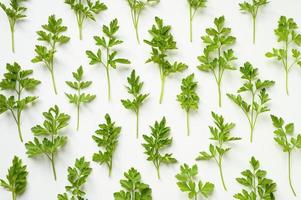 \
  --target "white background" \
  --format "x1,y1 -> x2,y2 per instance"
0,0 -> 301,199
